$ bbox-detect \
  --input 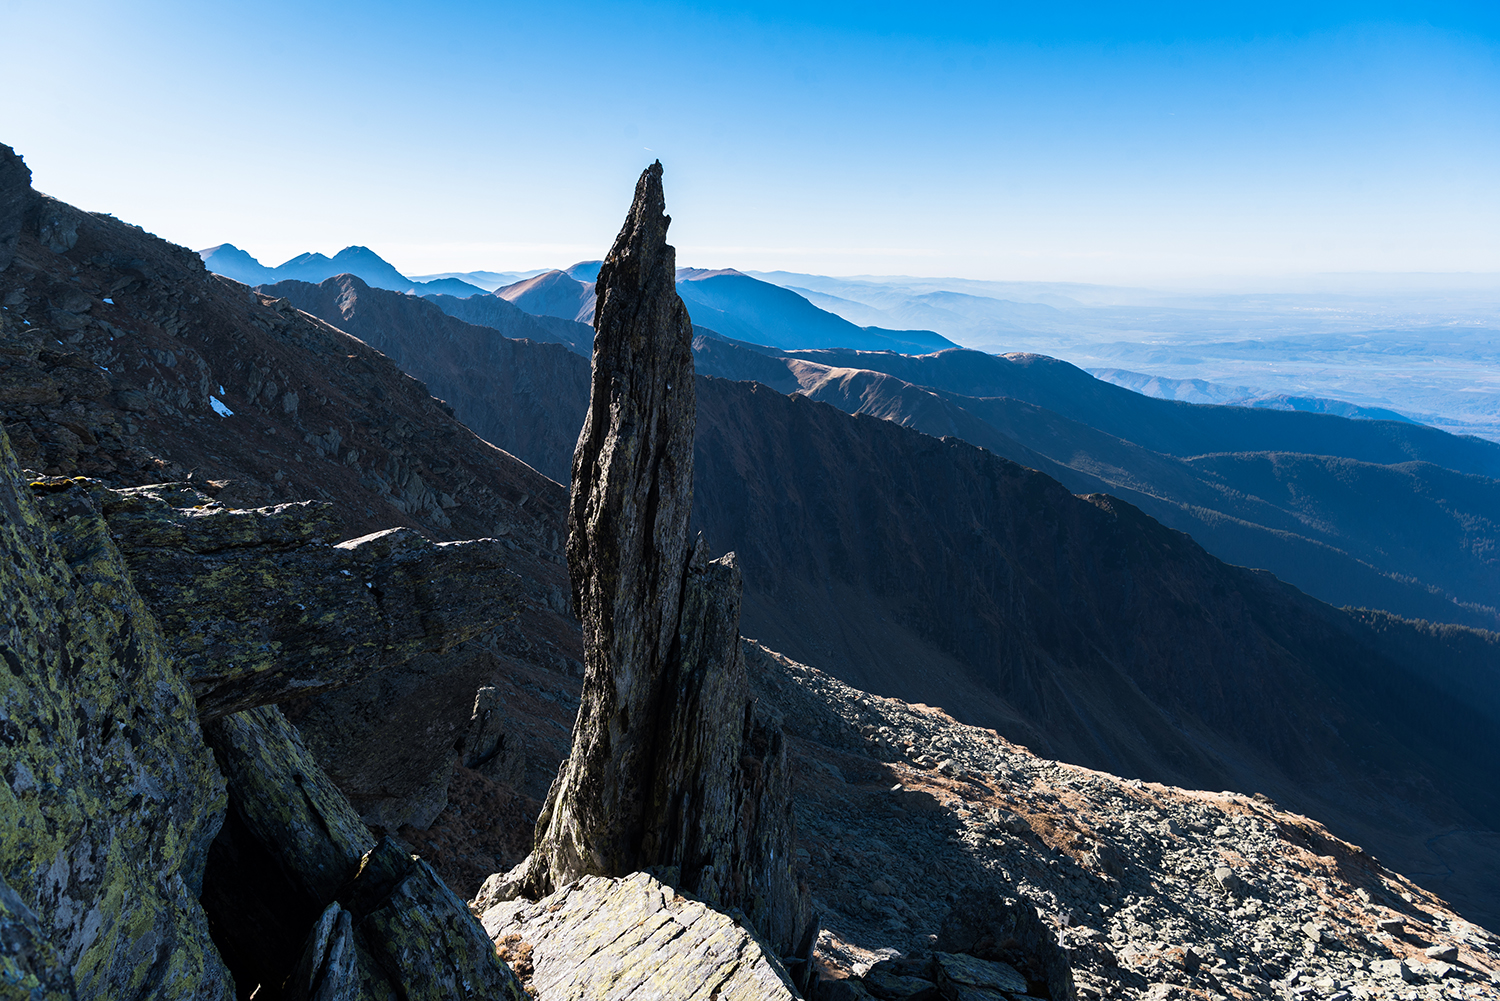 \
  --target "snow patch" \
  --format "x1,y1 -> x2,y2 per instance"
209,396 -> 234,417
